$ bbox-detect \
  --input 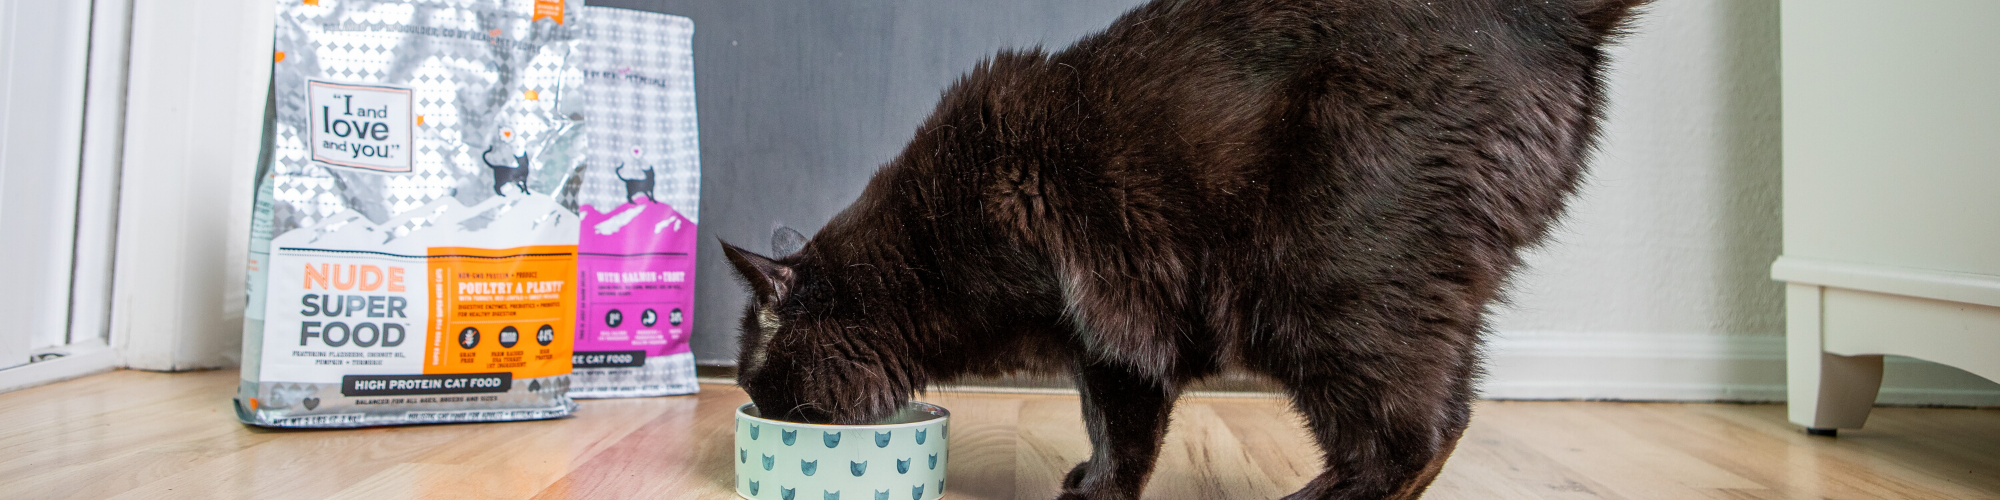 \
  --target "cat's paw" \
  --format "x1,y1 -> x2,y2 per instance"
1062,461 -> 1090,489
